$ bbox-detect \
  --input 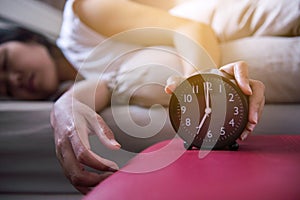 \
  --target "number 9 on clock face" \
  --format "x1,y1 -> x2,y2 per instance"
169,73 -> 249,150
